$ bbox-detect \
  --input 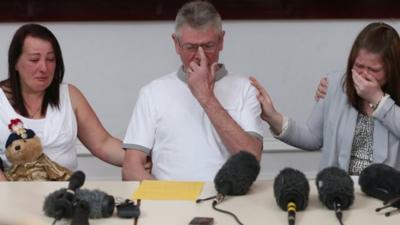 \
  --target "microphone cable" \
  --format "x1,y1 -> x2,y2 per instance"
196,195 -> 244,225
333,201 -> 344,225
212,200 -> 244,225
196,195 -> 217,203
